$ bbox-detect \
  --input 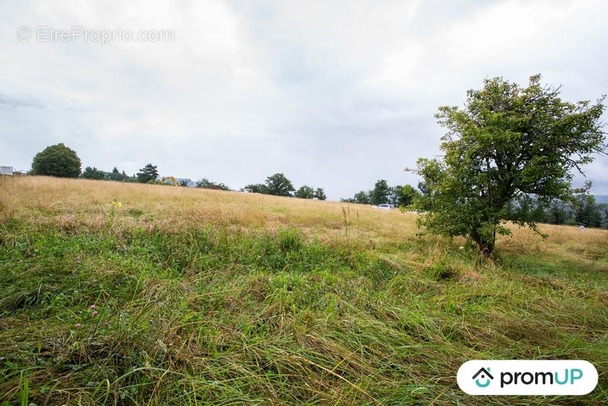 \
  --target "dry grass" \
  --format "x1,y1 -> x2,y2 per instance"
2,175 -> 606,282
0,175 -> 420,241
502,223 -> 607,254
2,175 -> 605,276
